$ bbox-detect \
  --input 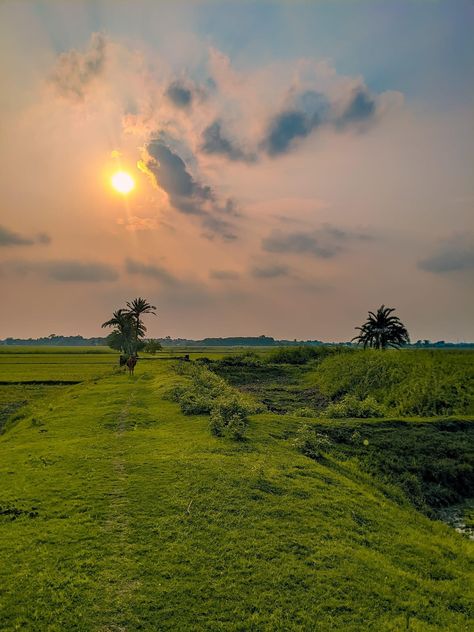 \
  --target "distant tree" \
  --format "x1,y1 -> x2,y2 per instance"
101,309 -> 136,356
144,339 -> 162,354
126,297 -> 157,343
102,299 -> 157,357
352,305 -> 410,350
